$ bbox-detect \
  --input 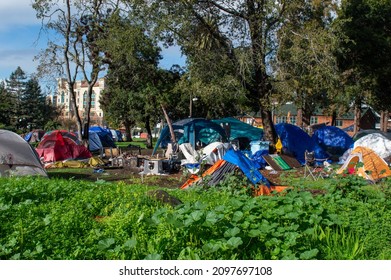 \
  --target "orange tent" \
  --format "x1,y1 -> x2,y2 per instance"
336,146 -> 391,183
